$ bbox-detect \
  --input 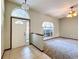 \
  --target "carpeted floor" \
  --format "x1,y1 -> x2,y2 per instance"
43,38 -> 78,59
